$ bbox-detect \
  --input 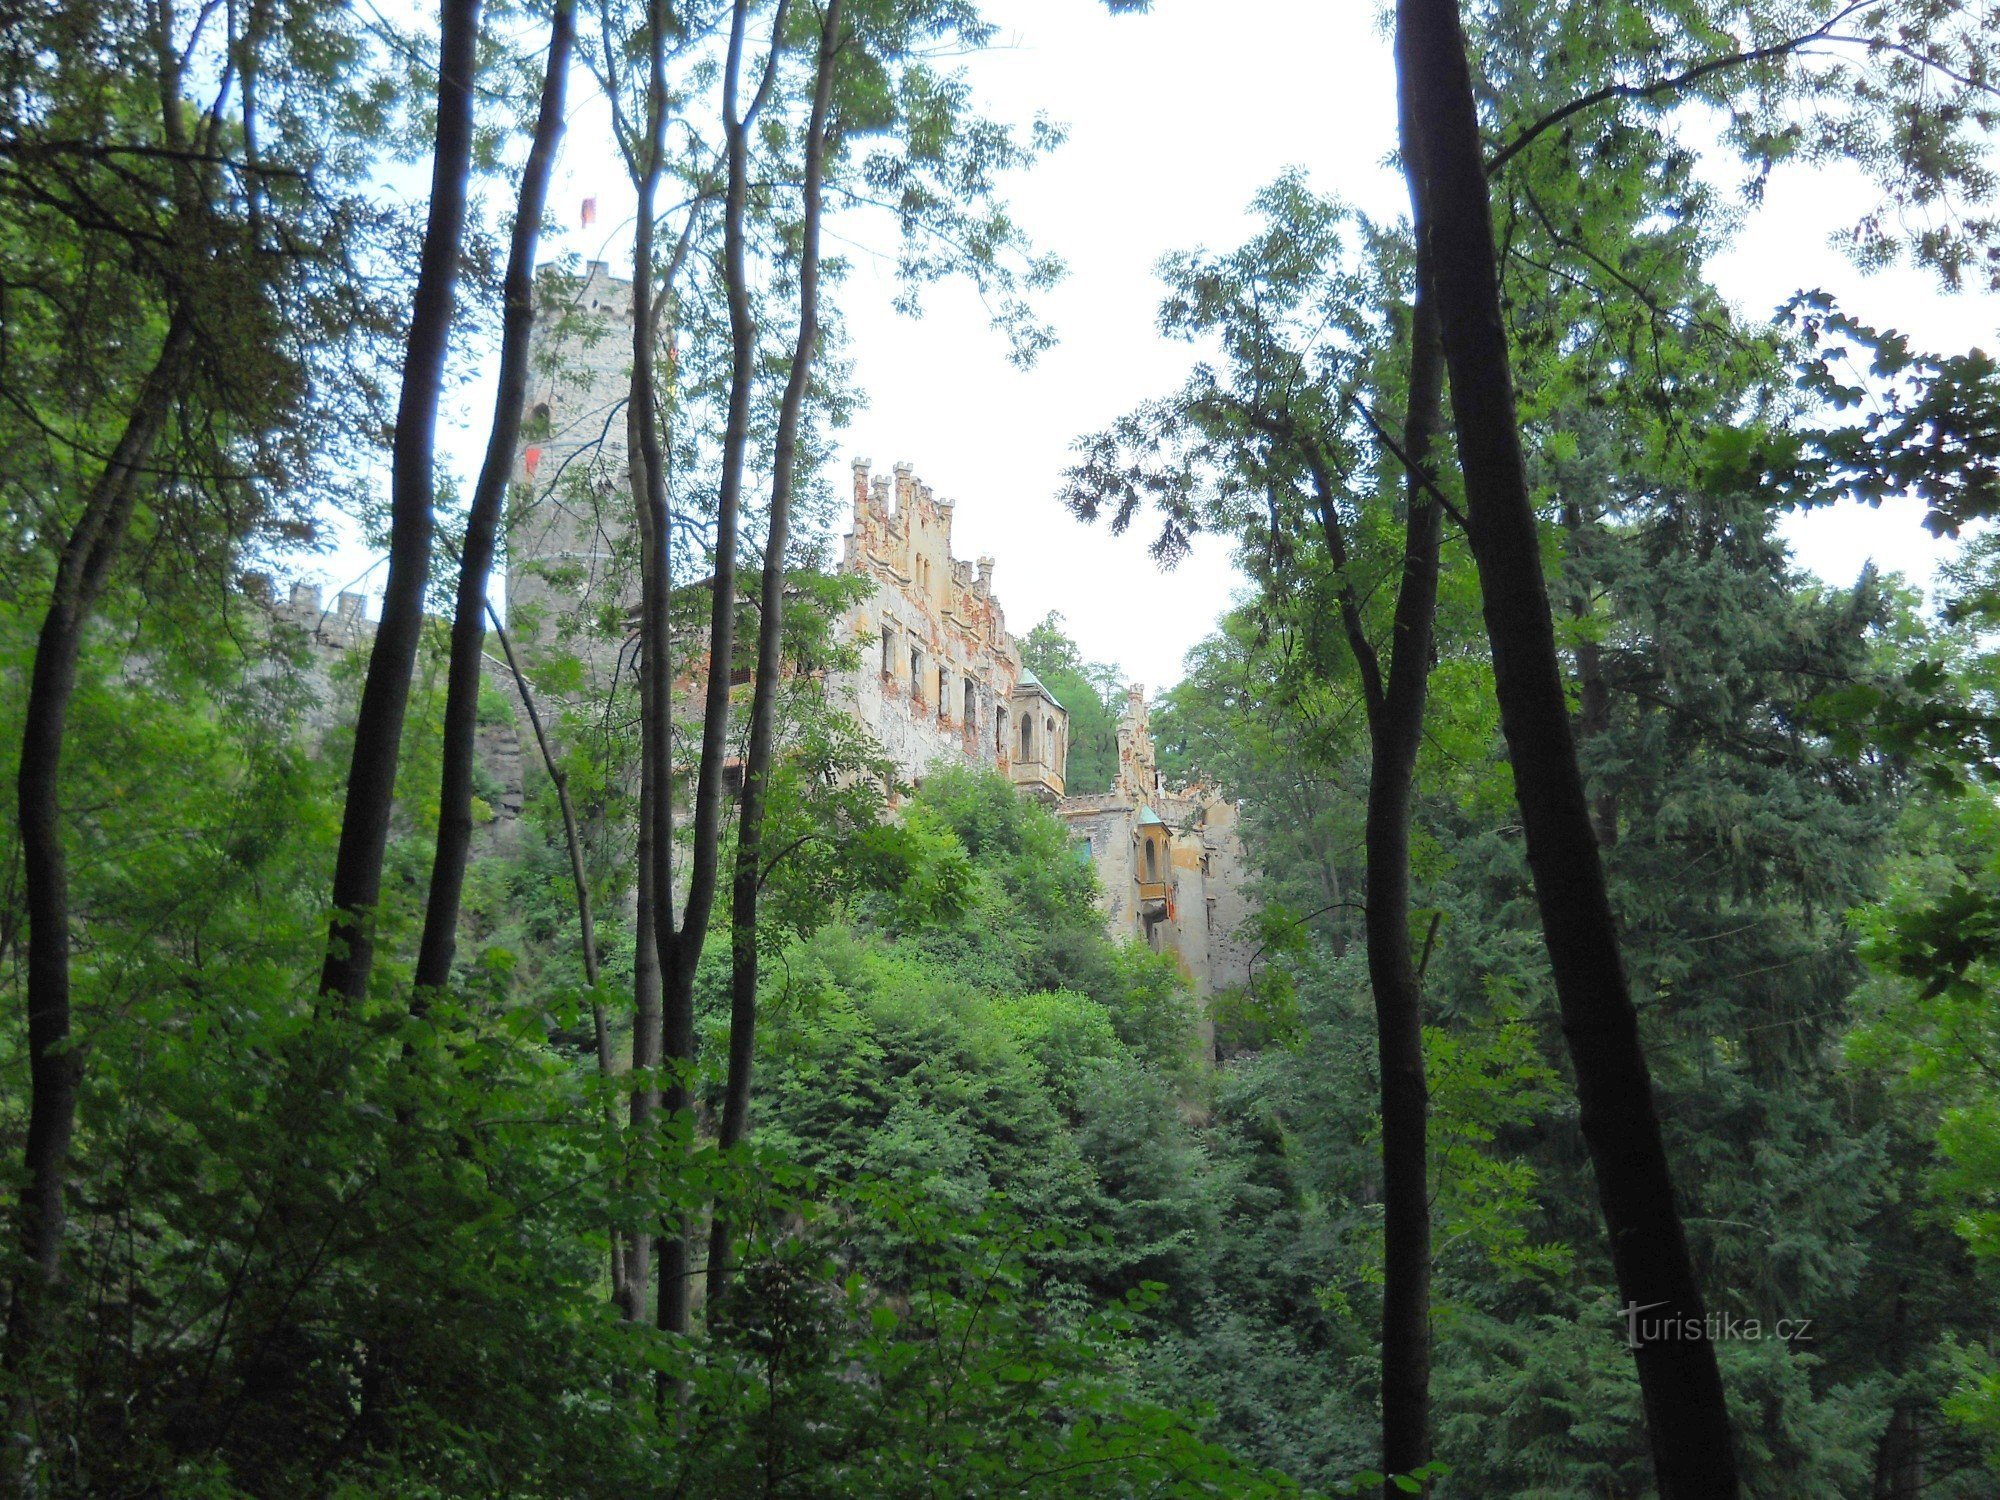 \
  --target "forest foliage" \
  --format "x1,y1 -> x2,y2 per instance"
5,0 -> 2000,1495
